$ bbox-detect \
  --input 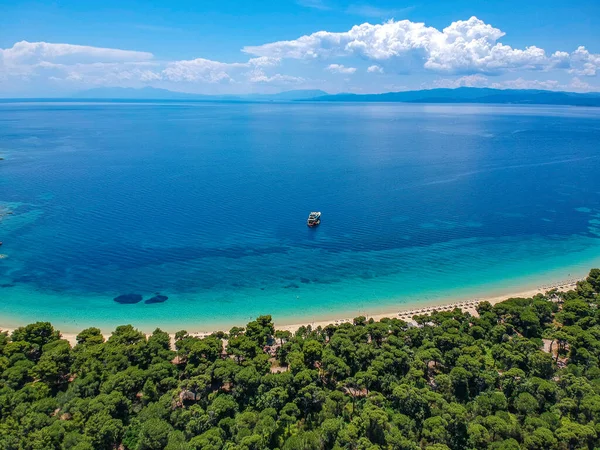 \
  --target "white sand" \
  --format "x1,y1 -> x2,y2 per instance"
1,278 -> 580,347
275,279 -> 579,333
